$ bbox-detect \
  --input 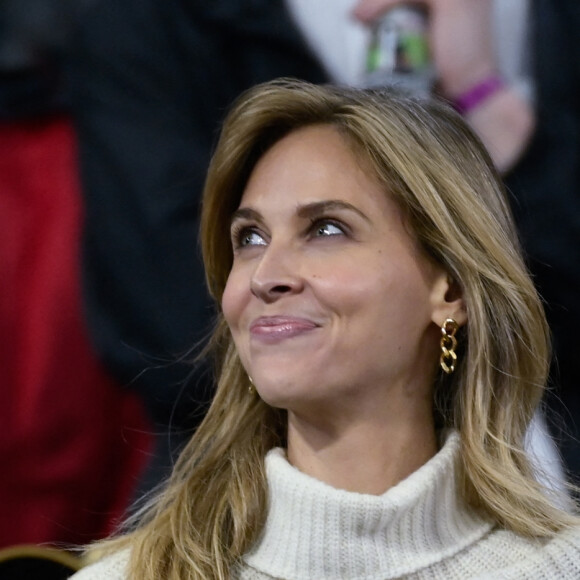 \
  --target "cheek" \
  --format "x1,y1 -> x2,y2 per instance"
309,254 -> 369,295
311,270 -> 380,326
334,262 -> 431,330
221,272 -> 244,330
